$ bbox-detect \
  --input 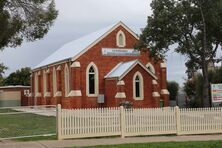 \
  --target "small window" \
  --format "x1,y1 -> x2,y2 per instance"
133,72 -> 144,100
43,70 -> 47,95
89,67 -> 95,94
52,67 -> 57,95
34,72 -> 39,95
86,62 -> 99,96
135,76 -> 140,97
64,64 -> 70,97
116,30 -> 126,47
